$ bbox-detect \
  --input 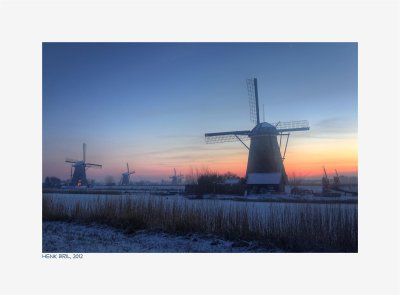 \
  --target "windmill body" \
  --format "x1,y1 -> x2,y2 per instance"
205,78 -> 310,192
65,143 -> 102,187
121,173 -> 130,186
120,163 -> 135,186
246,122 -> 288,188
70,161 -> 87,186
